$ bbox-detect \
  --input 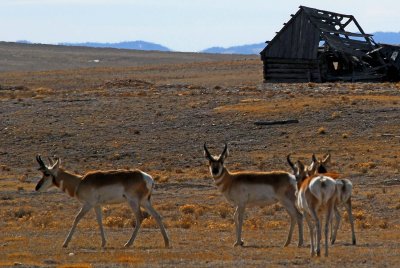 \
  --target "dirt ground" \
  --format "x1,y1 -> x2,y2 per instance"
0,42 -> 399,267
